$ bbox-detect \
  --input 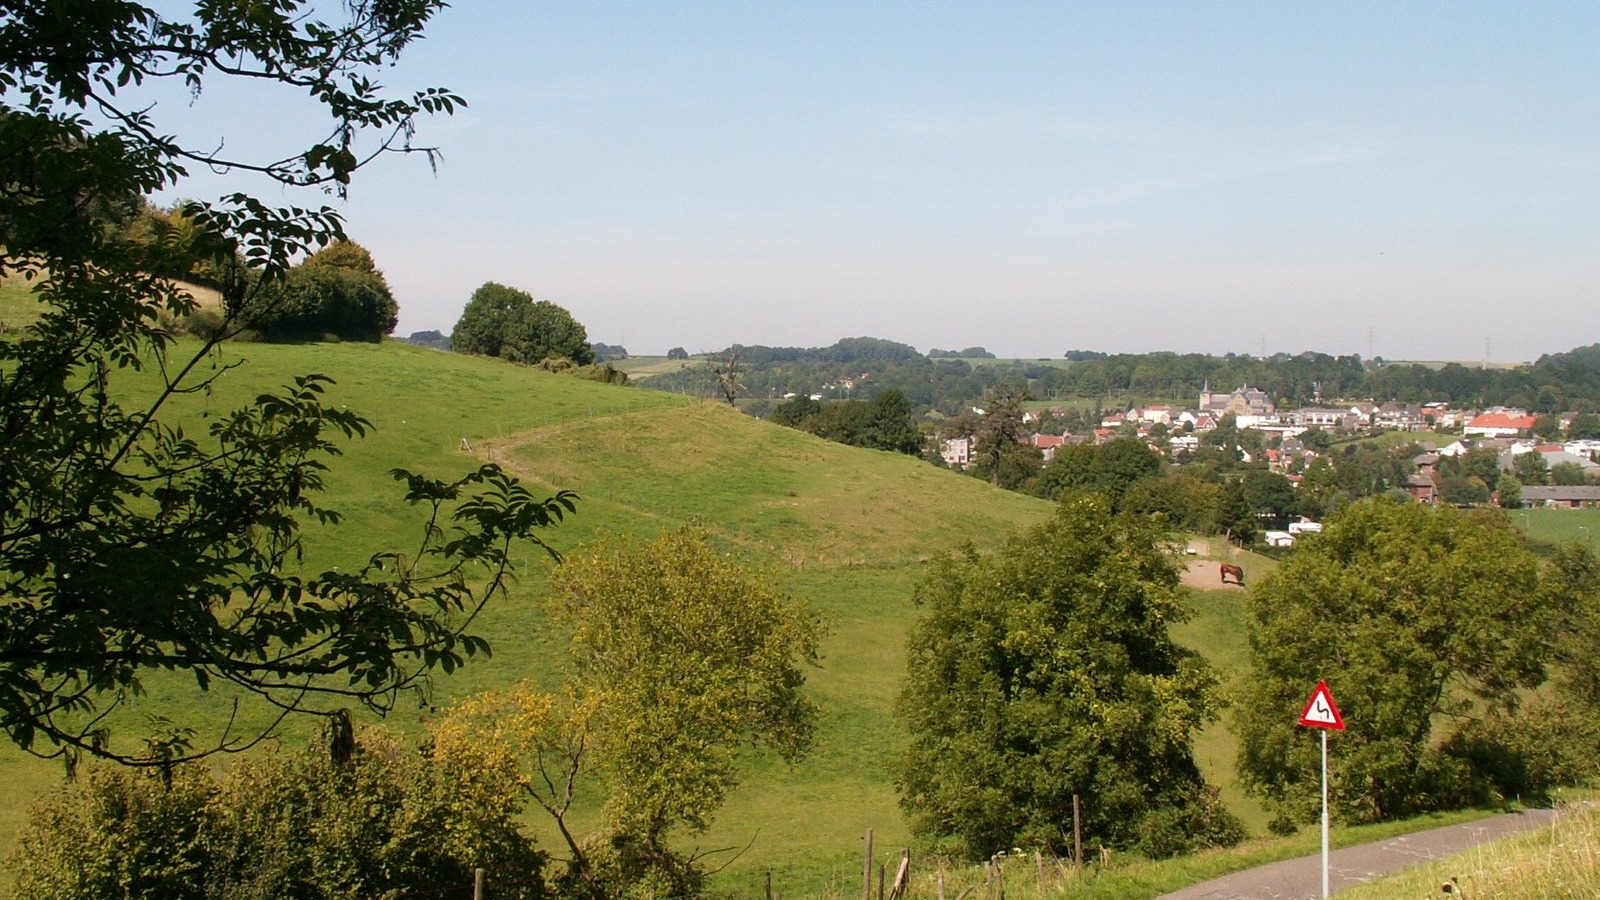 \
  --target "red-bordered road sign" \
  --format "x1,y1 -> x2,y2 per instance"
1298,680 -> 1346,730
